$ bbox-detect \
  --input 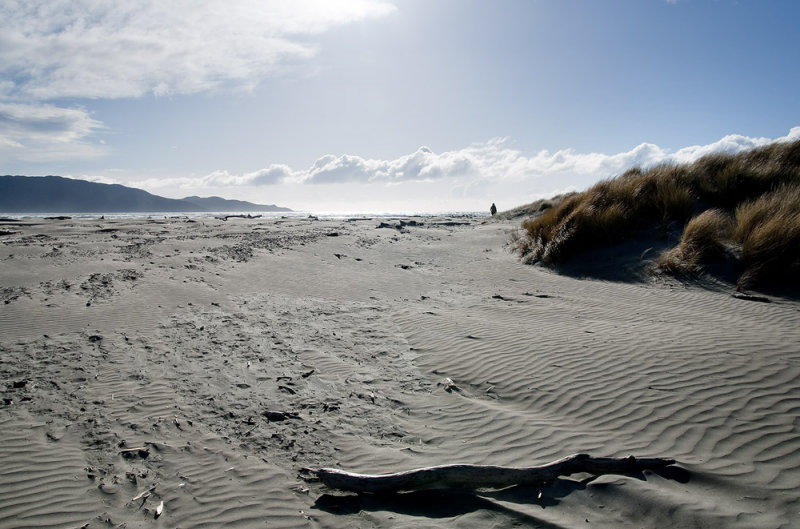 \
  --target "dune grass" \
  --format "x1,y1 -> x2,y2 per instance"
493,193 -> 573,221
656,209 -> 734,274
517,166 -> 696,265
734,184 -> 800,288
512,139 -> 800,288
